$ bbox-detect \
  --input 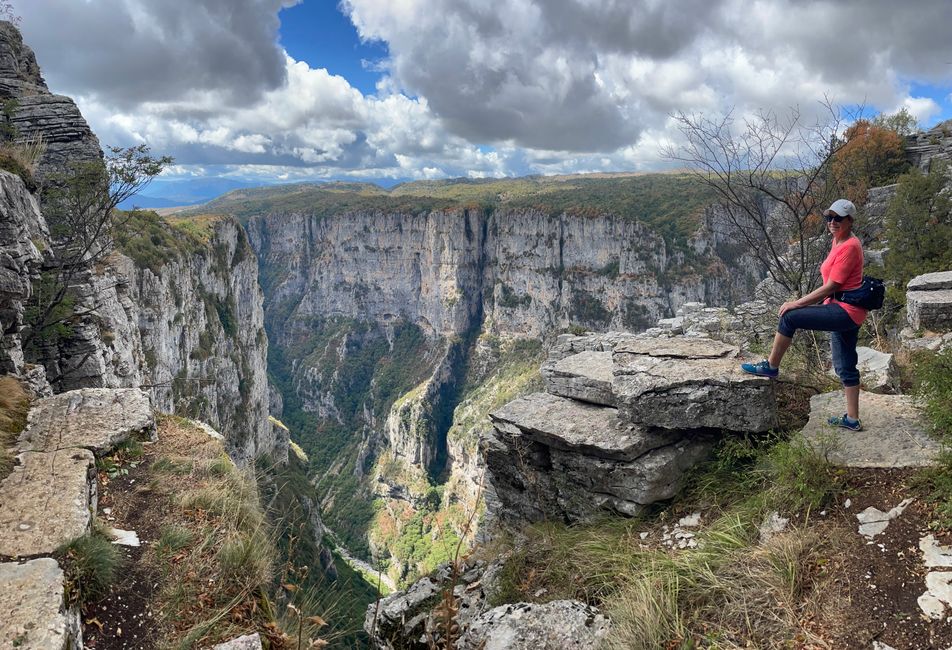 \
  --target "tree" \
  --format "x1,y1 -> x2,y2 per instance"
873,107 -> 920,137
883,162 -> 952,293
664,102 -> 857,297
23,145 -> 173,349
828,119 -> 908,207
